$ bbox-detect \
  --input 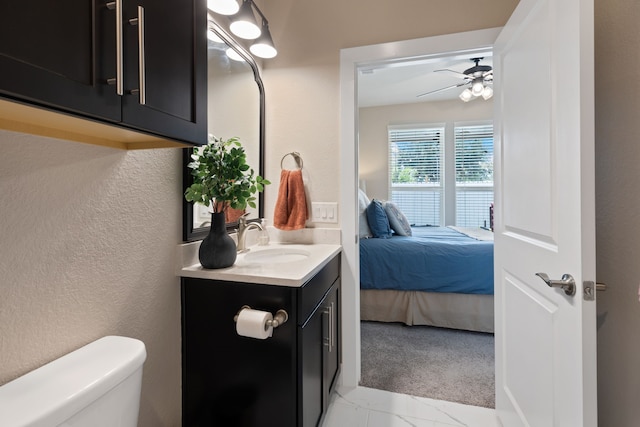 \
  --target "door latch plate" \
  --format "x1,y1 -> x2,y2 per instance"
584,281 -> 595,301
